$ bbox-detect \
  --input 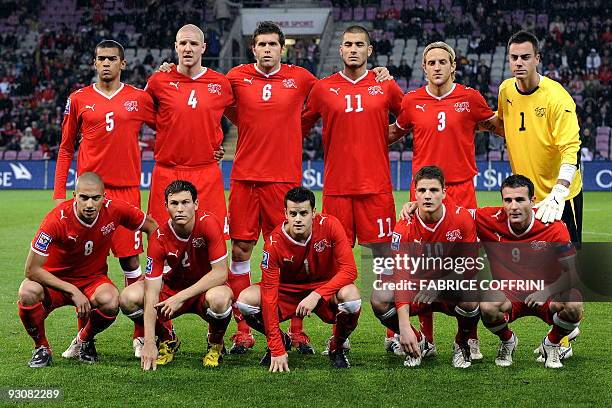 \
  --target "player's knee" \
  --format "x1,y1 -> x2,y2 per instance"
119,282 -> 144,313
119,255 -> 140,272
370,290 -> 393,315
18,279 -> 43,306
457,302 -> 479,315
560,301 -> 583,322
237,285 -> 260,306
479,302 -> 502,322
205,286 -> 233,312
337,284 -> 360,302
94,287 -> 120,316
338,299 -> 361,314
231,240 -> 255,261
